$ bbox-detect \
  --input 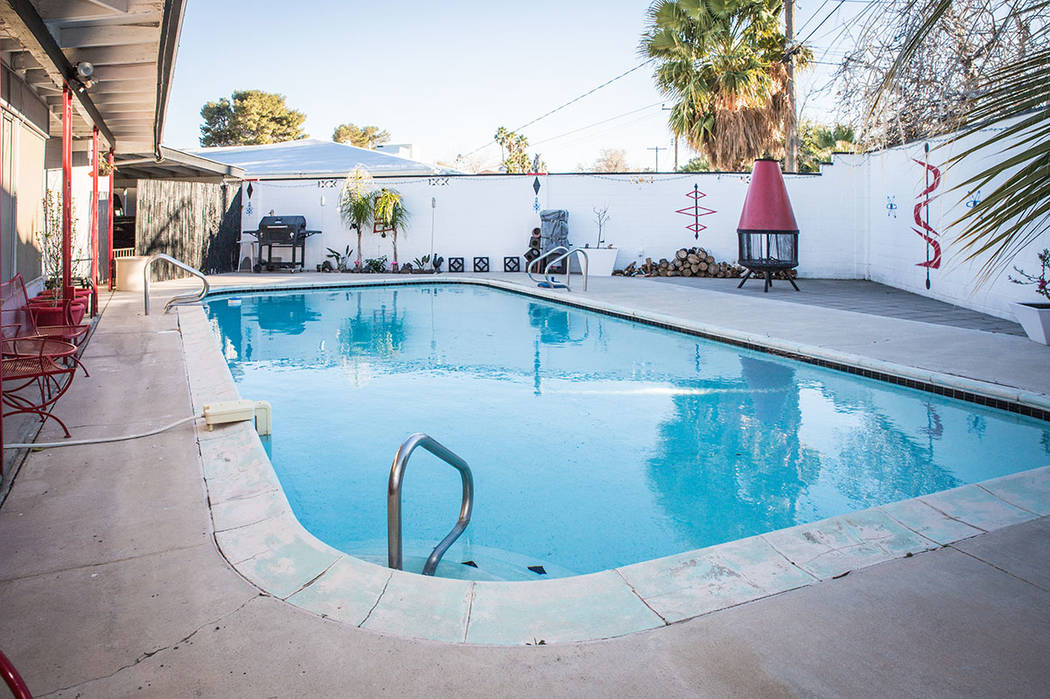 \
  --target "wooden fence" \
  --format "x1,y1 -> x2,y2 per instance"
135,180 -> 241,281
